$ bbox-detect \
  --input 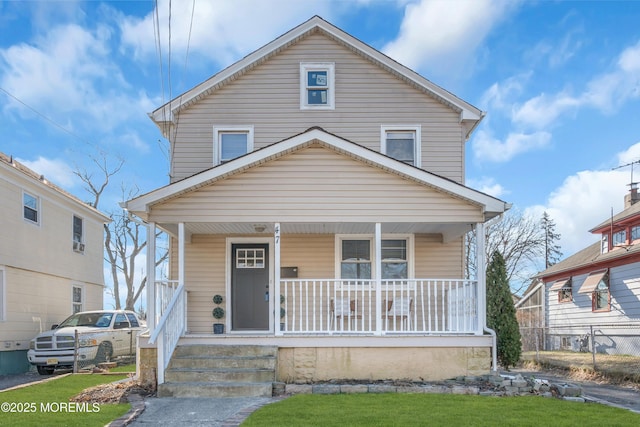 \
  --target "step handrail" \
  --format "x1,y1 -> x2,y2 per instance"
149,283 -> 186,384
